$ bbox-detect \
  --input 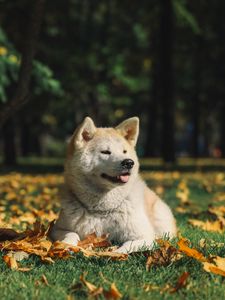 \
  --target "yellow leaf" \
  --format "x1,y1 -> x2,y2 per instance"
208,206 -> 225,217
203,256 -> 225,277
3,254 -> 18,270
189,219 -> 224,233
177,238 -> 207,262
